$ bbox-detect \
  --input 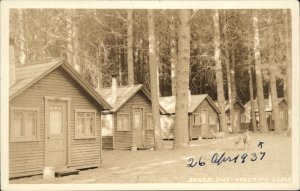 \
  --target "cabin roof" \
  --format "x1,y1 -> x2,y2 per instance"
214,100 -> 248,113
244,98 -> 286,112
159,94 -> 220,114
9,58 -> 112,110
96,85 -> 166,113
